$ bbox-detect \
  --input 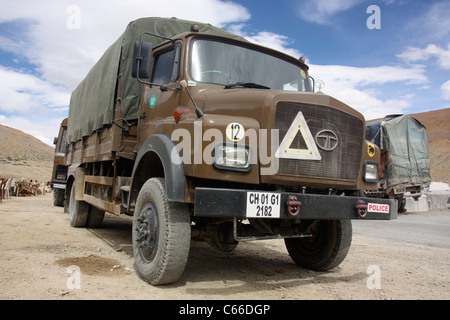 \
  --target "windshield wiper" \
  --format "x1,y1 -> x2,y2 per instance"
224,82 -> 270,89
